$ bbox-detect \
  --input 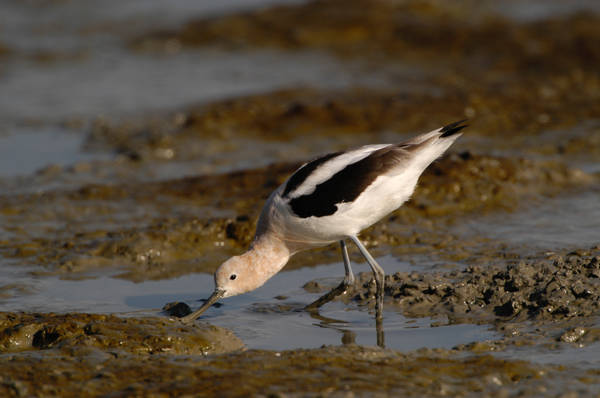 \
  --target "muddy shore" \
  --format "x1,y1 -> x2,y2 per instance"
2,246 -> 600,396
0,340 -> 573,397
1,151 -> 596,281
1,0 -> 600,396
